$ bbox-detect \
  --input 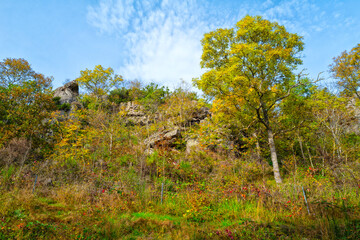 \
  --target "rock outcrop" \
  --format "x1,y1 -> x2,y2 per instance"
119,101 -> 153,126
345,98 -> 360,134
53,80 -> 79,104
187,107 -> 211,125
185,138 -> 200,153
52,83 -> 212,152
144,128 -> 181,148
143,106 -> 211,152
